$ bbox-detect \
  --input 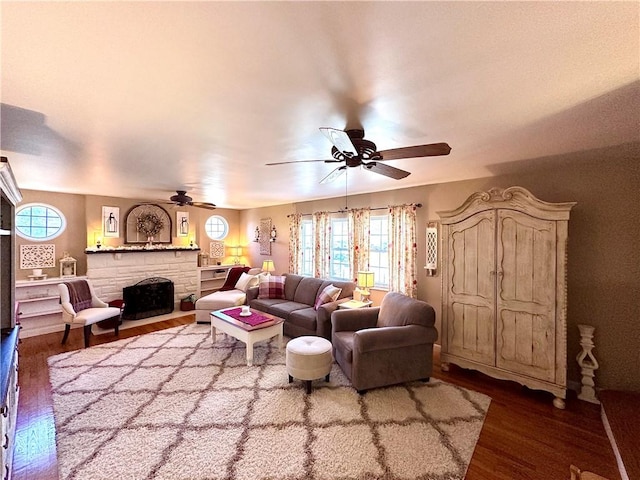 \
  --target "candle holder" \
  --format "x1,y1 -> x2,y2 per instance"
576,324 -> 600,404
